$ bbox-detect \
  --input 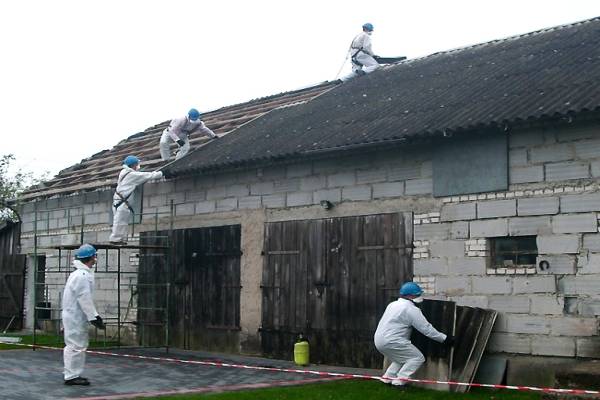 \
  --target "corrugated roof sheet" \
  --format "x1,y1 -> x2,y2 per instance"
163,17 -> 600,176
21,82 -> 338,199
